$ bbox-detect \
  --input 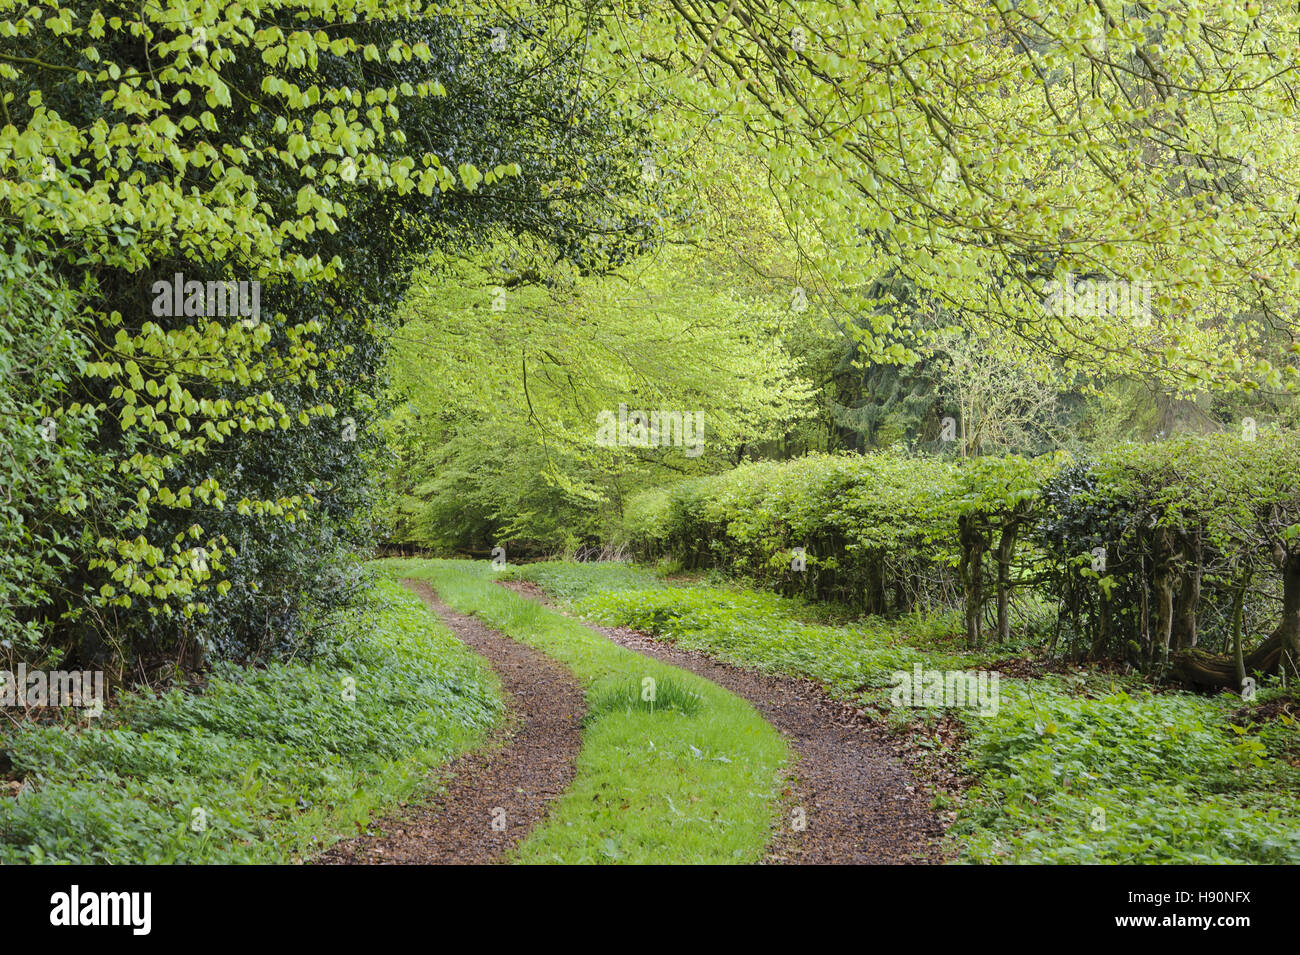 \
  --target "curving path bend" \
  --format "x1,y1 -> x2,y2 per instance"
316,580 -> 584,865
